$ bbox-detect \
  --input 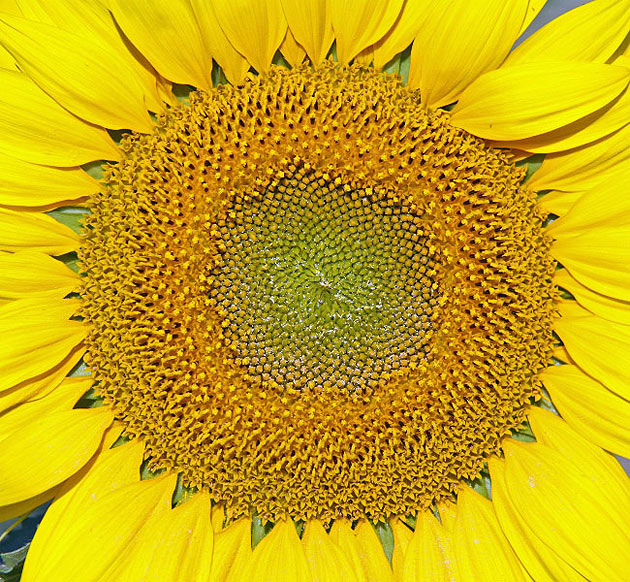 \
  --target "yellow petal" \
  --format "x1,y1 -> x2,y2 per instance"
0,485 -> 60,523
547,164 -> 630,236
507,0 -> 630,66
539,365 -> 630,458
537,190 -> 581,215
329,519 -> 368,582
435,499 -> 458,531
451,61 -> 630,141
0,298 -> 86,392
211,502 -> 226,532
0,407 -> 113,506
353,520 -> 394,582
23,474 -> 176,582
280,0 -> 334,65
302,520 -> 361,581
519,0 -> 547,35
527,125 -> 630,192
0,376 -> 90,438
0,250 -> 79,298
105,492 -> 213,582
15,0 -> 165,113
212,0 -> 287,74
390,518 -> 413,581
0,343 -> 83,412
372,0 -> 429,70
452,487 -> 528,581
209,517 -> 251,582
0,14 -> 153,132
0,156 -> 99,208
108,0 -> 211,90
555,302 -> 630,400
491,80 -> 630,153
330,0 -> 404,65
0,69 -> 119,166
554,269 -> 630,325
409,0 -> 528,109
279,27 -> 306,67
239,520 -> 311,581
489,455 -> 594,582
22,438 -> 144,580
501,438 -> 630,581
552,227 -> 630,302
527,405 -> 630,496
0,208 -> 79,255
0,0 -> 20,68
189,0 -> 250,86
402,510 -> 454,582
